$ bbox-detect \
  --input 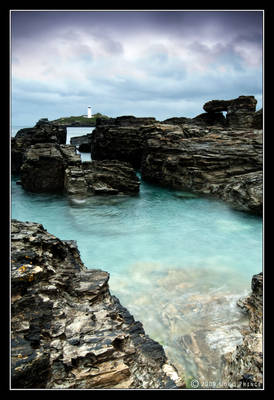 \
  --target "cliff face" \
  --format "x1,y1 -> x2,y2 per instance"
221,273 -> 263,388
11,220 -> 183,389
